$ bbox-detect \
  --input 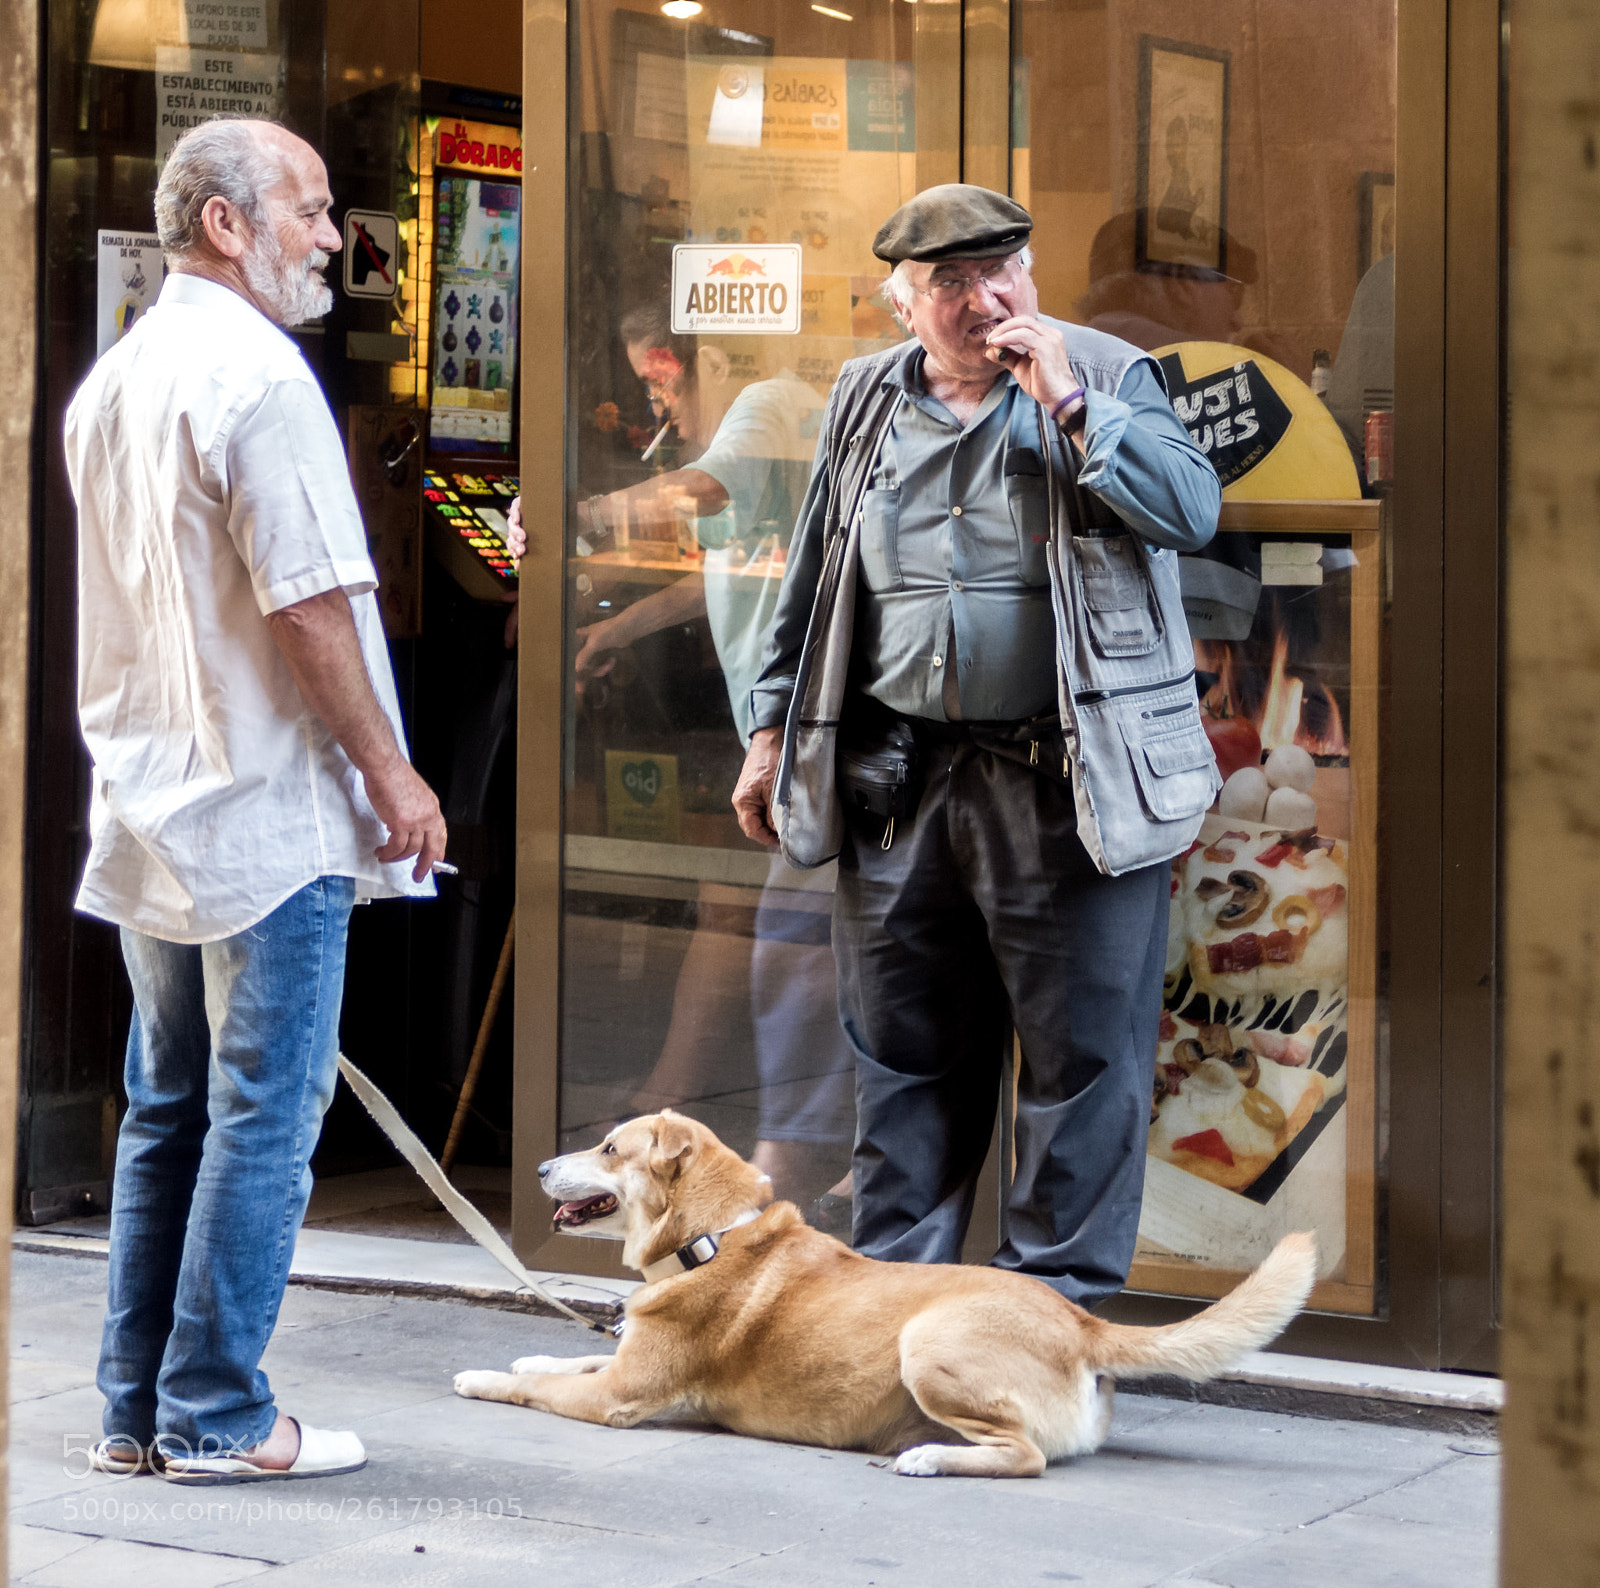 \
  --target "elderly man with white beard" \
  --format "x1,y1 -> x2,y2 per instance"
63,118 -> 447,1483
